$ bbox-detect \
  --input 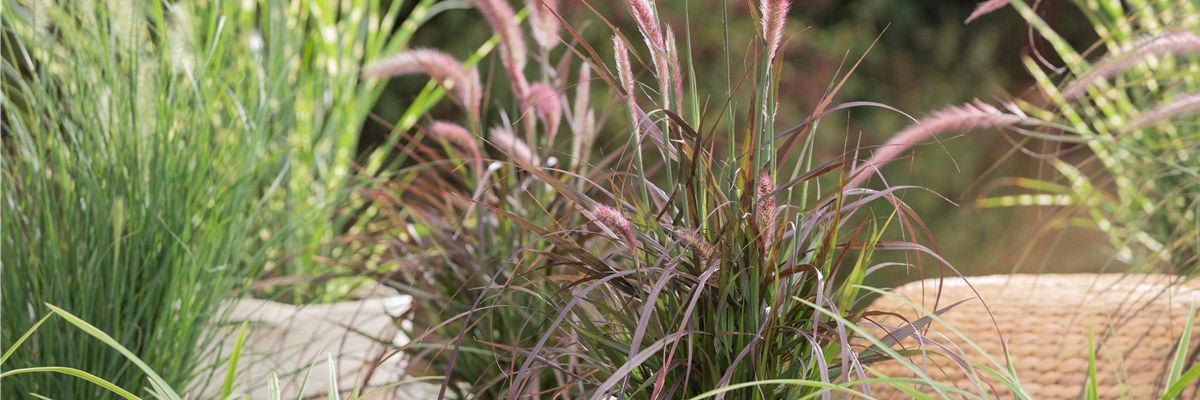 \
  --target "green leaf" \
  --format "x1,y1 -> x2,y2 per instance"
221,321 -> 250,400
43,304 -> 182,400
1166,301 -> 1198,391
0,367 -> 142,400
